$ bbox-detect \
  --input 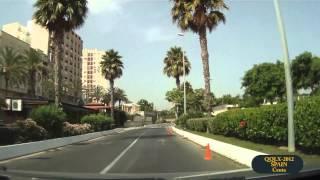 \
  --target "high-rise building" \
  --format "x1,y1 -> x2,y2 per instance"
2,21 -> 83,104
0,30 -> 47,98
2,22 -> 31,44
82,49 -> 109,102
